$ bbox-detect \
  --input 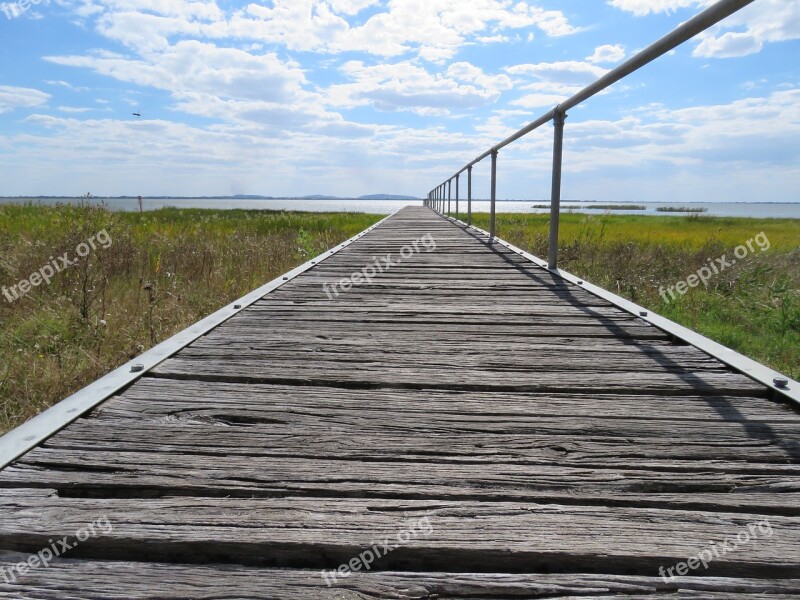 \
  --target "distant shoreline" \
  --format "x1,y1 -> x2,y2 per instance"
0,196 -> 796,205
